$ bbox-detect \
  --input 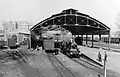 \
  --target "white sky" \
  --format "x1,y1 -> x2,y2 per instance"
0,0 -> 120,32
